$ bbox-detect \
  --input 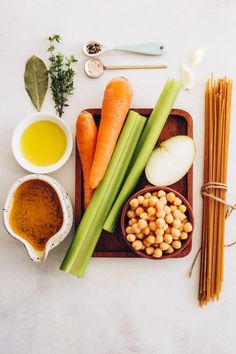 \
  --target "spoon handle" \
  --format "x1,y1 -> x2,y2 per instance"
113,42 -> 164,56
104,64 -> 167,70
